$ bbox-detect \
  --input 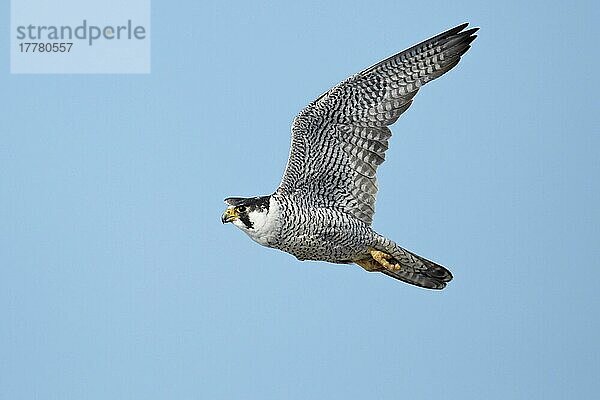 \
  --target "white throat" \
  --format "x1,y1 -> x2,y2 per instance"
232,197 -> 281,247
